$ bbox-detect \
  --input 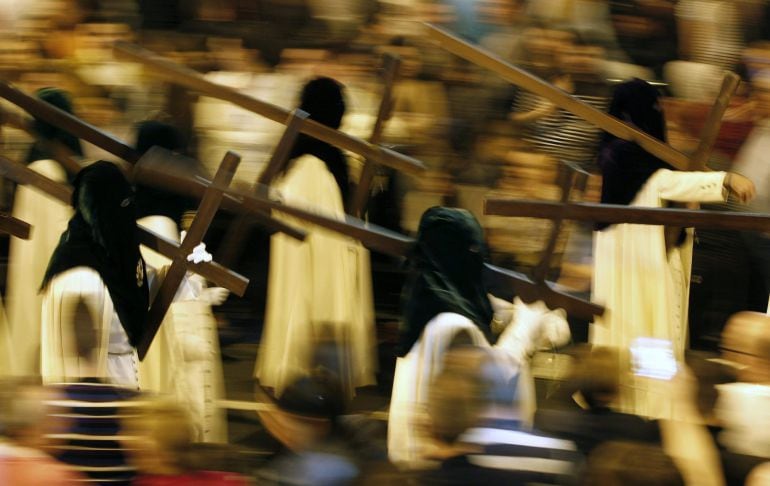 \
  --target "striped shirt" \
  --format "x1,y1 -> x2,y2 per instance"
46,380 -> 142,485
